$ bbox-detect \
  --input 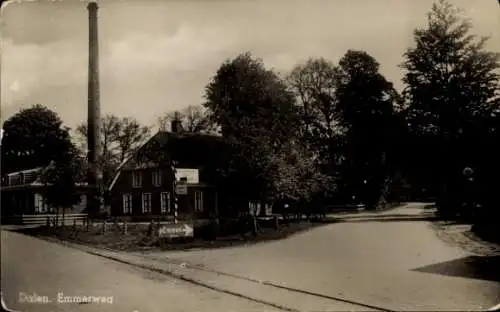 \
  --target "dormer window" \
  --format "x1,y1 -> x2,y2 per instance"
24,172 -> 34,184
